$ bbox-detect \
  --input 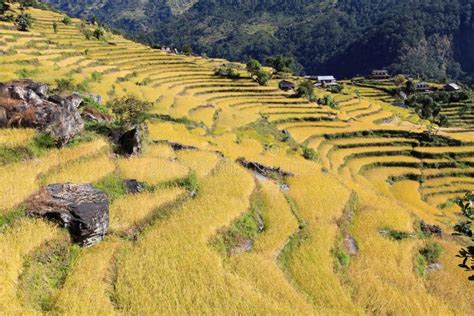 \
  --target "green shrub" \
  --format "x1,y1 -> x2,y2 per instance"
53,78 -> 76,94
90,71 -> 103,82
302,146 -> 318,161
419,242 -> 443,264
246,59 -> 262,75
295,80 -> 315,100
214,66 -> 240,79
107,95 -> 152,129
254,70 -> 271,86
15,12 -> 32,31
379,227 -> 412,240
93,27 -> 105,40
62,16 -> 71,25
